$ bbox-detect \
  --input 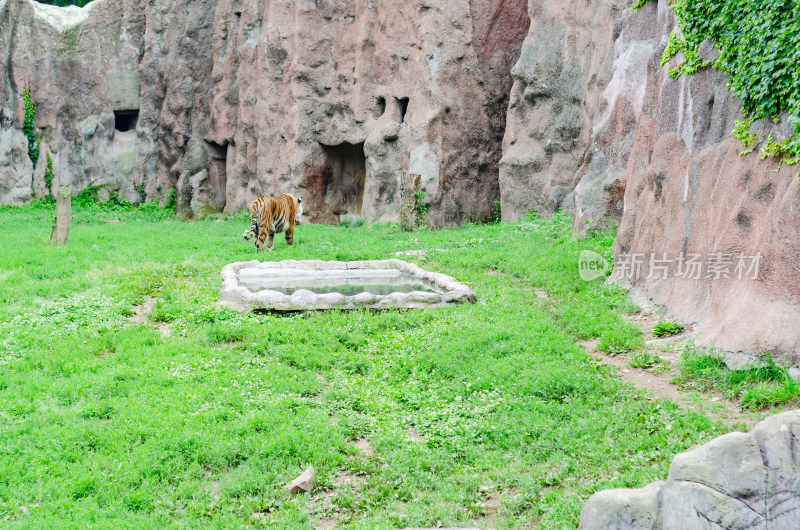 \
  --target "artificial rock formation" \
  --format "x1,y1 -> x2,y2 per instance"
603,1 -> 800,357
579,410 -> 800,529
218,259 -> 477,312
502,0 -> 799,357
499,0 -> 635,223
0,0 -> 144,203
0,0 -> 529,226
